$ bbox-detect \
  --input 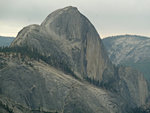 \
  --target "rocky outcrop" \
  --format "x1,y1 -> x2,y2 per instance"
1,6 -> 148,112
11,6 -> 113,82
0,95 -> 32,113
0,55 -> 127,113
